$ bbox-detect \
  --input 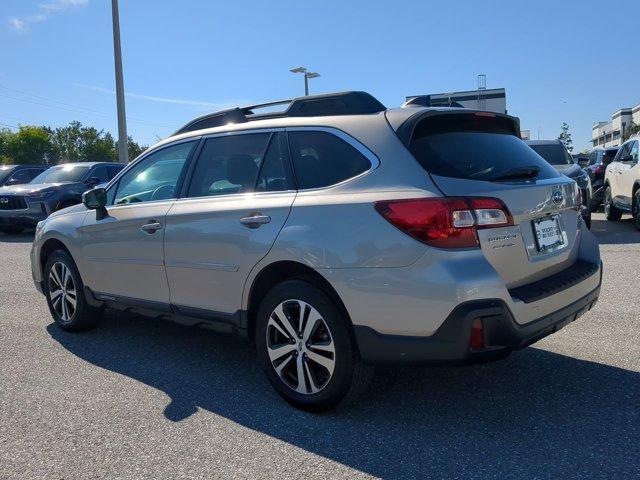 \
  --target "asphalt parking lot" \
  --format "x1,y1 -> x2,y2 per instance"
1,212 -> 639,480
